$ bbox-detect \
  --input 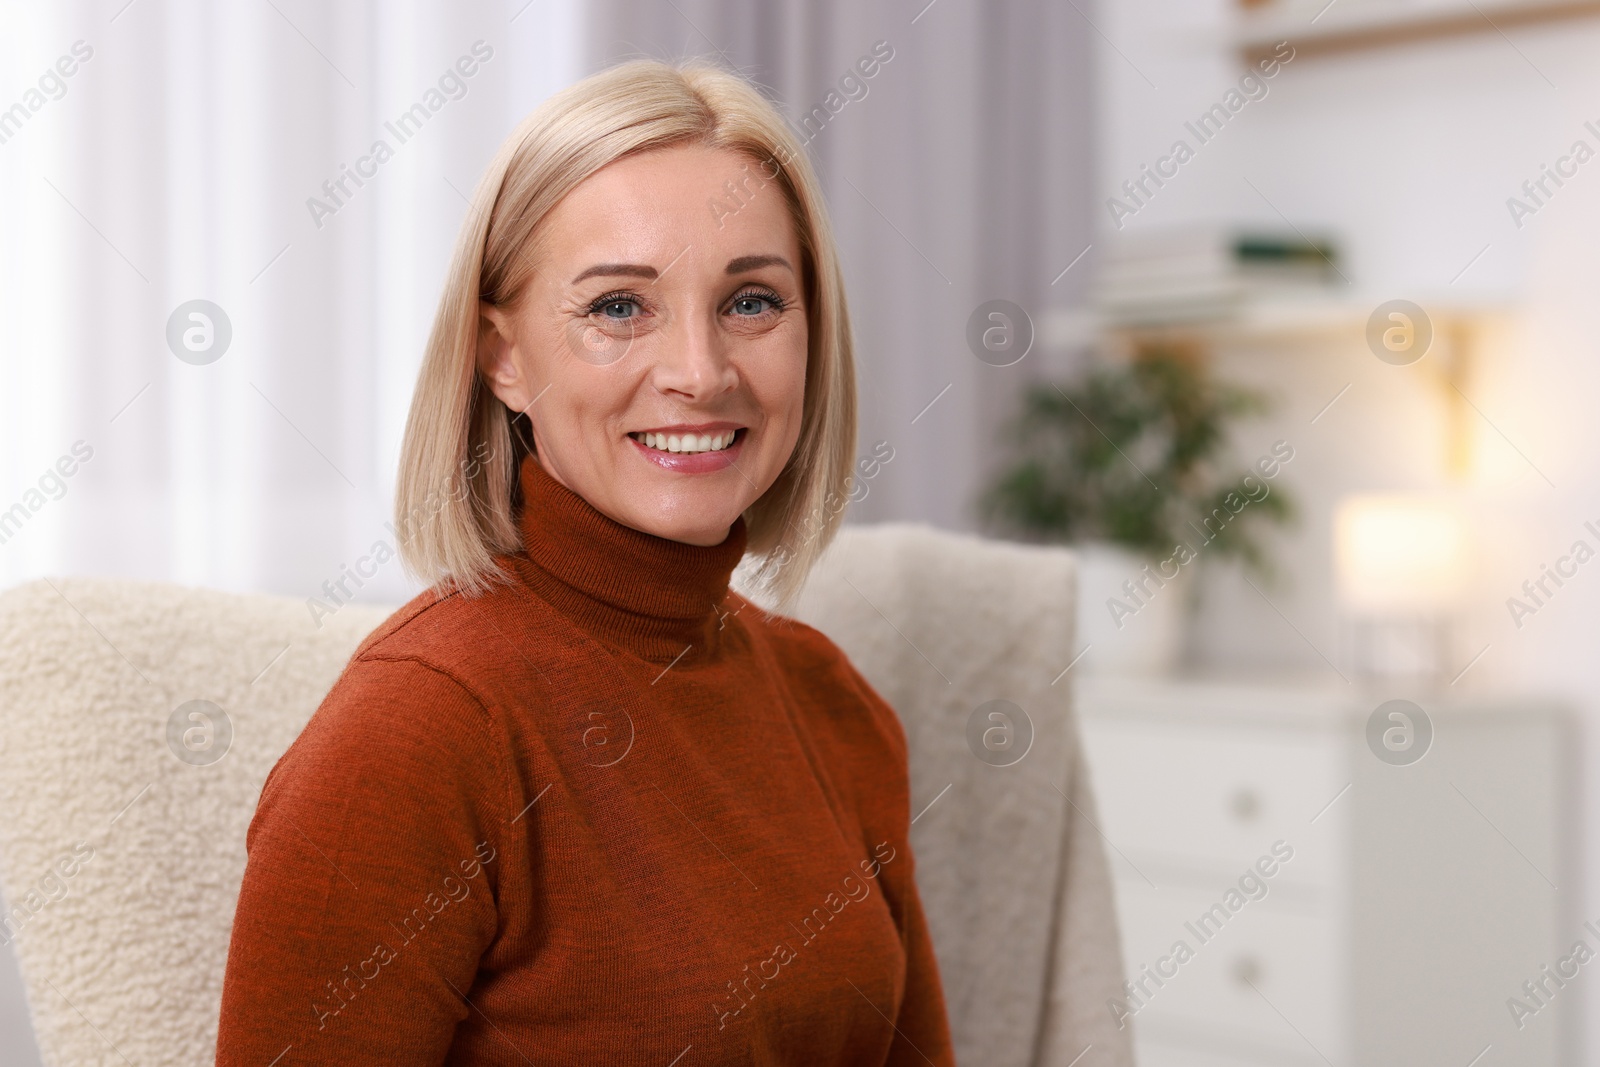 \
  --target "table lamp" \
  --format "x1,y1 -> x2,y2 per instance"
1334,494 -> 1469,687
